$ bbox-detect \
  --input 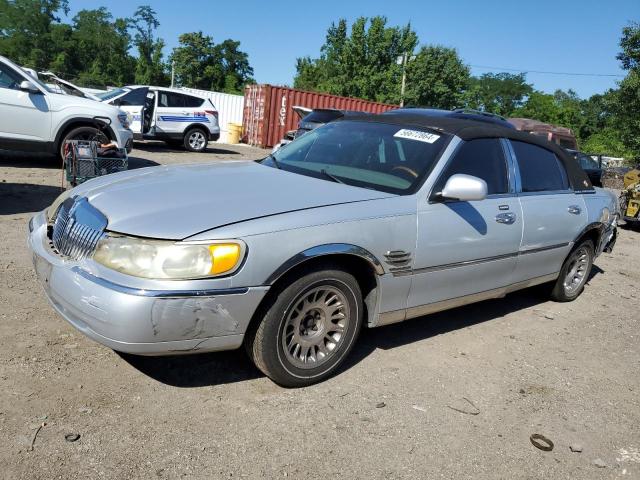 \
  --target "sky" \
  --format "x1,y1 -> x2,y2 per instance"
65,0 -> 638,98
